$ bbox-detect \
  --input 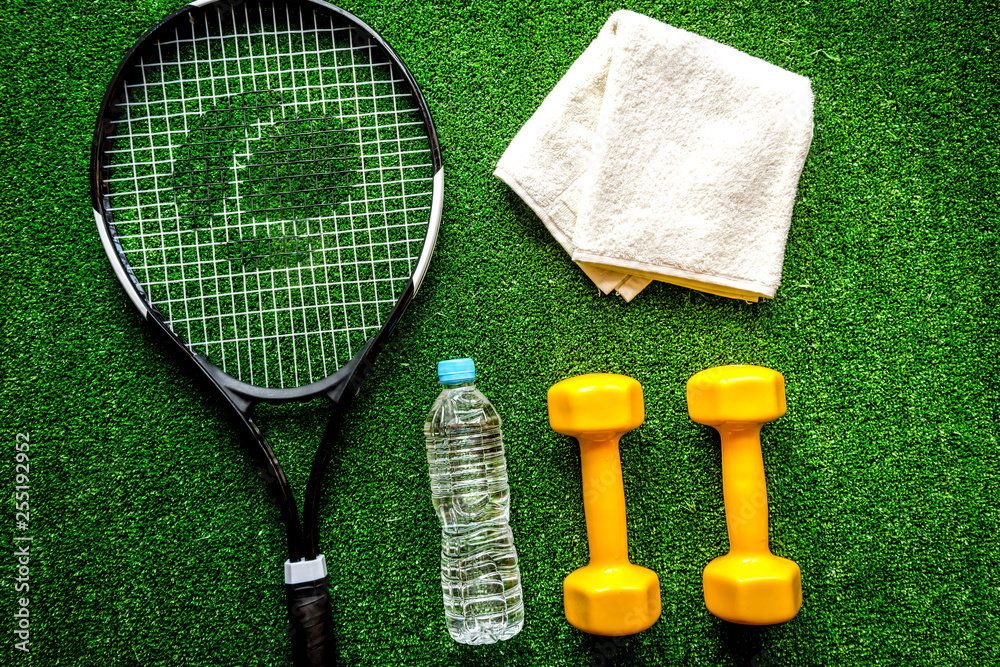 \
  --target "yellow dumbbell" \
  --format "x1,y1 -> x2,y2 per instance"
548,374 -> 661,636
687,365 -> 802,625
